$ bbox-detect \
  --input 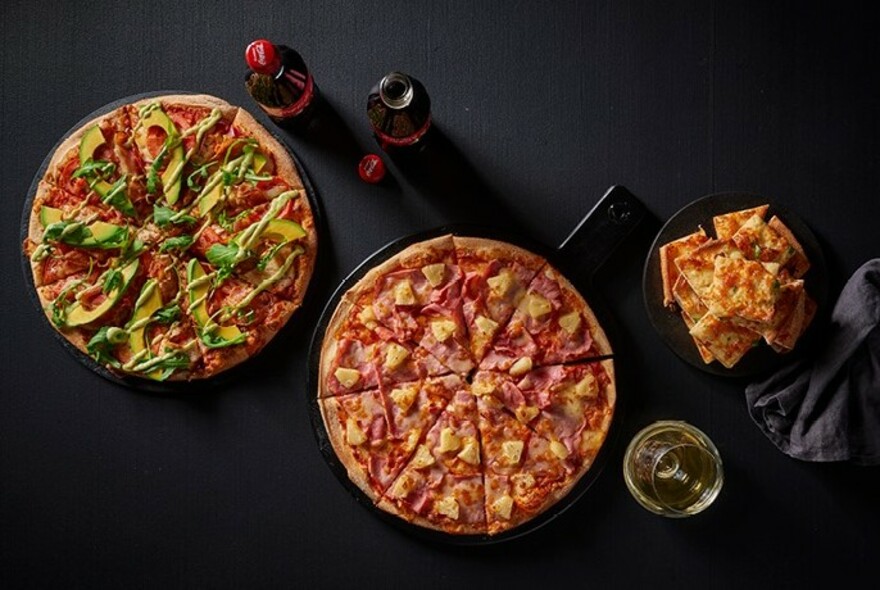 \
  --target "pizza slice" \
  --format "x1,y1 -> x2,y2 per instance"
379,389 -> 486,534
43,105 -> 148,221
181,258 -> 295,377
761,280 -> 807,351
682,312 -> 715,364
659,228 -> 709,308
731,214 -> 796,267
369,236 -> 475,375
453,237 -> 546,361
712,204 -> 769,240
473,361 -> 614,463
321,376 -> 458,502
672,274 -> 708,323
321,292 -> 452,397
688,313 -> 761,369
479,265 -> 611,371
769,293 -> 816,353
768,216 -> 810,278
675,239 -> 742,298
705,256 -> 781,324
477,394 -> 581,535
